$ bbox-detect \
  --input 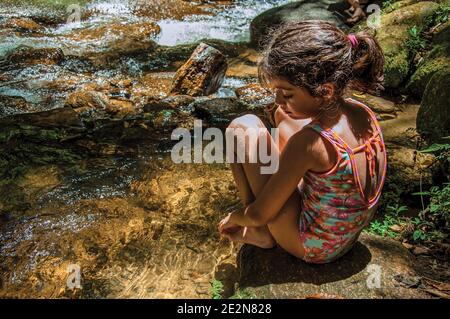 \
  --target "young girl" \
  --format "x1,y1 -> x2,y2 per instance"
218,20 -> 387,264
